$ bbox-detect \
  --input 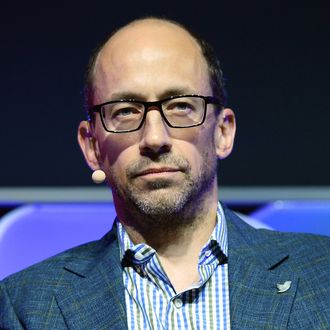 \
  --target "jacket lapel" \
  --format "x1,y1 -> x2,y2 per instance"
55,227 -> 128,330
228,249 -> 298,329
225,207 -> 298,329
